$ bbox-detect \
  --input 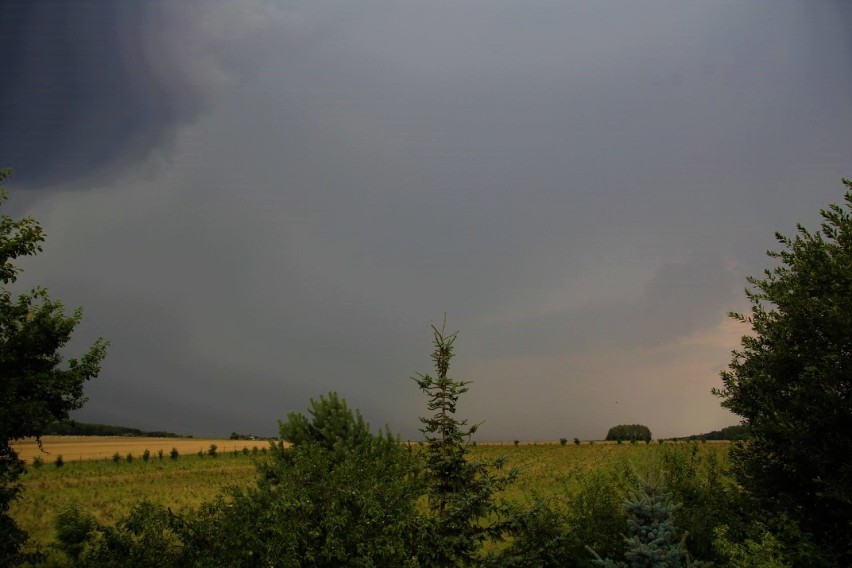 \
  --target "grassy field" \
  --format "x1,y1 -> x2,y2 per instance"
10,437 -> 730,555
